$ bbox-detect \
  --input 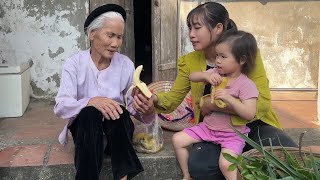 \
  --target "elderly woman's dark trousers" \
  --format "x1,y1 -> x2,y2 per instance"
68,106 -> 143,180
188,120 -> 297,180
